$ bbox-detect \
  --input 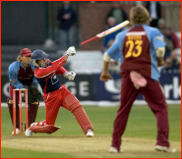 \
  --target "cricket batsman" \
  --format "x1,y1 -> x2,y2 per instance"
25,46 -> 94,137
8,48 -> 41,135
100,6 -> 176,153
